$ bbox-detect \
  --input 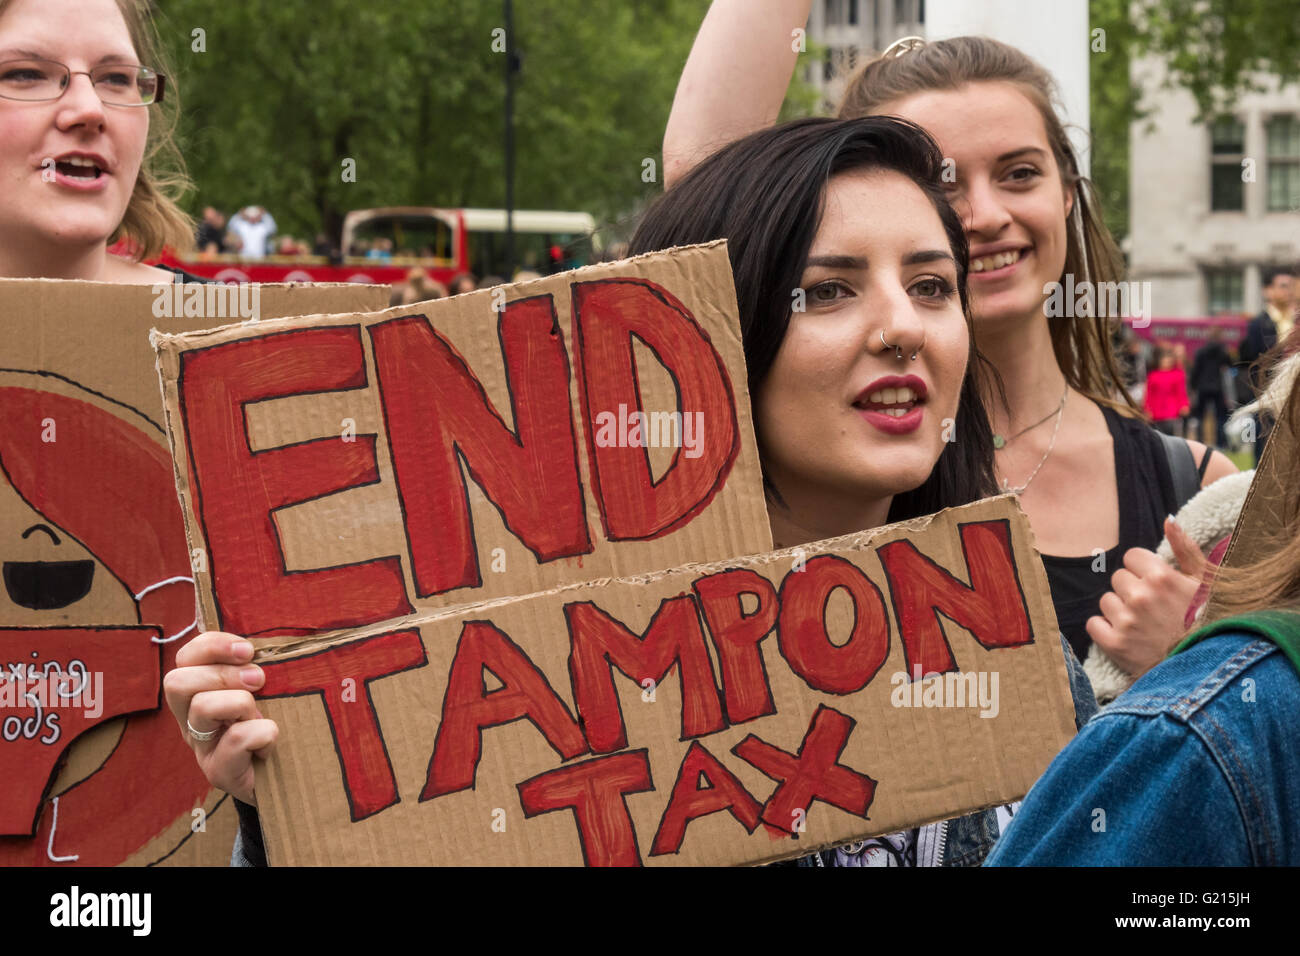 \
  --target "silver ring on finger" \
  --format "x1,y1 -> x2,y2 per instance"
187,719 -> 219,742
